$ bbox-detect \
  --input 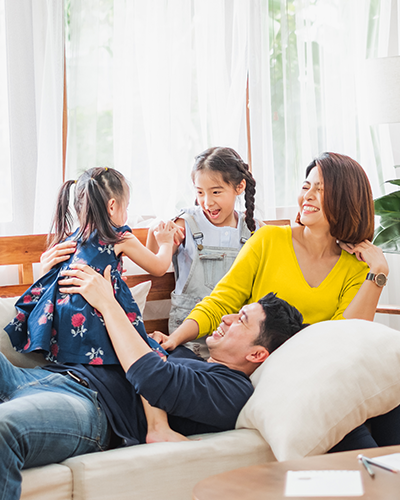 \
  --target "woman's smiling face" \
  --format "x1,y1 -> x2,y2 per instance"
297,166 -> 329,229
